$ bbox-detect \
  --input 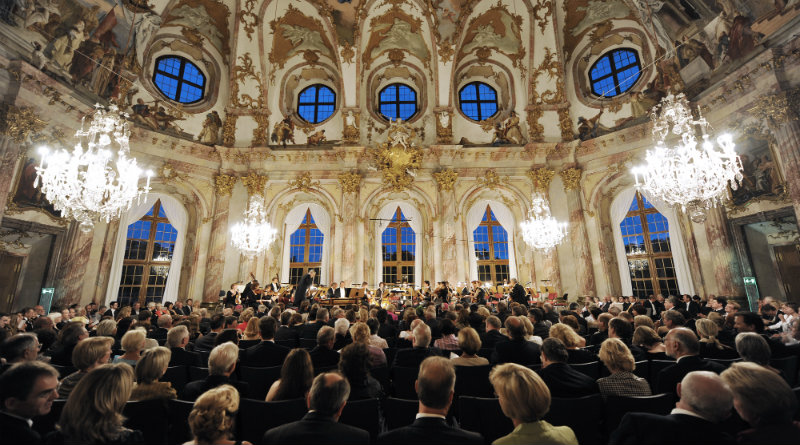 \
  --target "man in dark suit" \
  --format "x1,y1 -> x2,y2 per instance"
529,308 -> 550,339
167,325 -> 204,367
261,372 -> 369,444
182,342 -> 249,401
589,313 -> 612,346
479,315 -> 507,349
148,314 -> 171,342
610,371 -> 734,445
195,314 -> 225,351
423,309 -> 441,340
309,326 -> 340,370
326,282 -> 338,299
274,311 -> 298,343
537,338 -> 598,398
0,361 -> 60,443
655,328 -> 726,397
393,323 -> 442,368
491,316 -> 540,366
301,308 -> 330,339
683,295 -> 700,318
377,356 -> 483,445
294,269 -> 316,308
376,309 -> 397,339
103,300 -> 119,319
242,316 -> 290,368
509,278 -> 527,306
